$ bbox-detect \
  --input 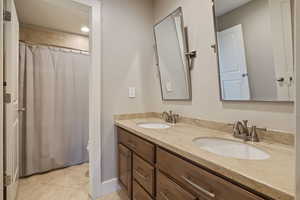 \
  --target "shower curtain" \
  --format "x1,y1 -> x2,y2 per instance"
19,43 -> 90,177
